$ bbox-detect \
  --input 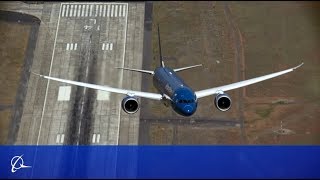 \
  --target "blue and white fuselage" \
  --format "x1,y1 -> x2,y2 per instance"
153,67 -> 197,116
